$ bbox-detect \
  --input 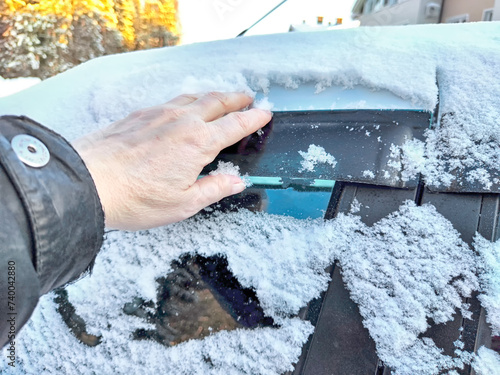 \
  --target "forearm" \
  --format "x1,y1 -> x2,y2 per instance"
0,115 -> 104,348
